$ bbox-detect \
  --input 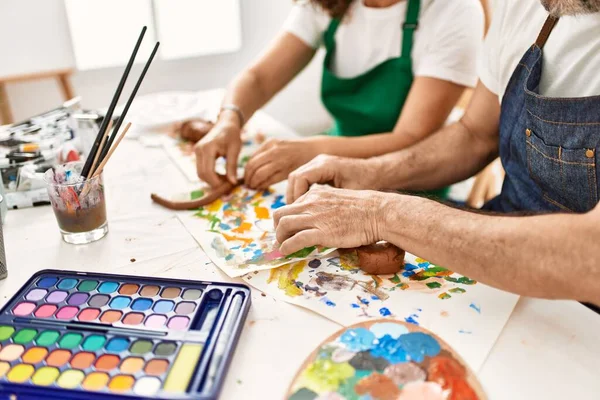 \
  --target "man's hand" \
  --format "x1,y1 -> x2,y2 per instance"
194,121 -> 242,187
274,186 -> 391,254
244,138 -> 319,189
286,155 -> 383,203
